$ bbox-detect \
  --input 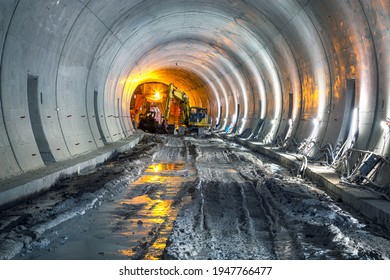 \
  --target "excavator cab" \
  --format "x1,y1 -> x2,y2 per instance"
138,111 -> 158,133
188,107 -> 209,127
